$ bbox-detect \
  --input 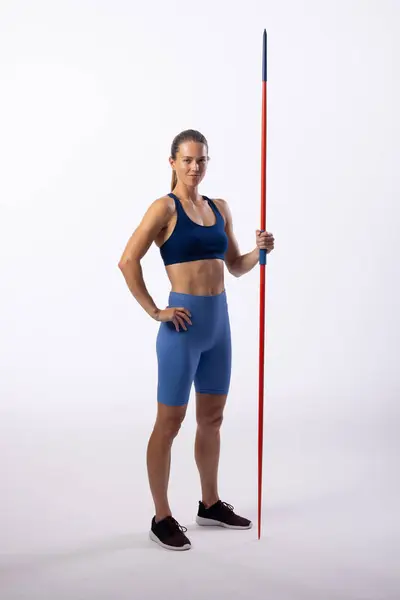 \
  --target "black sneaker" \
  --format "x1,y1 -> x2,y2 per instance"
196,500 -> 253,529
149,516 -> 191,551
